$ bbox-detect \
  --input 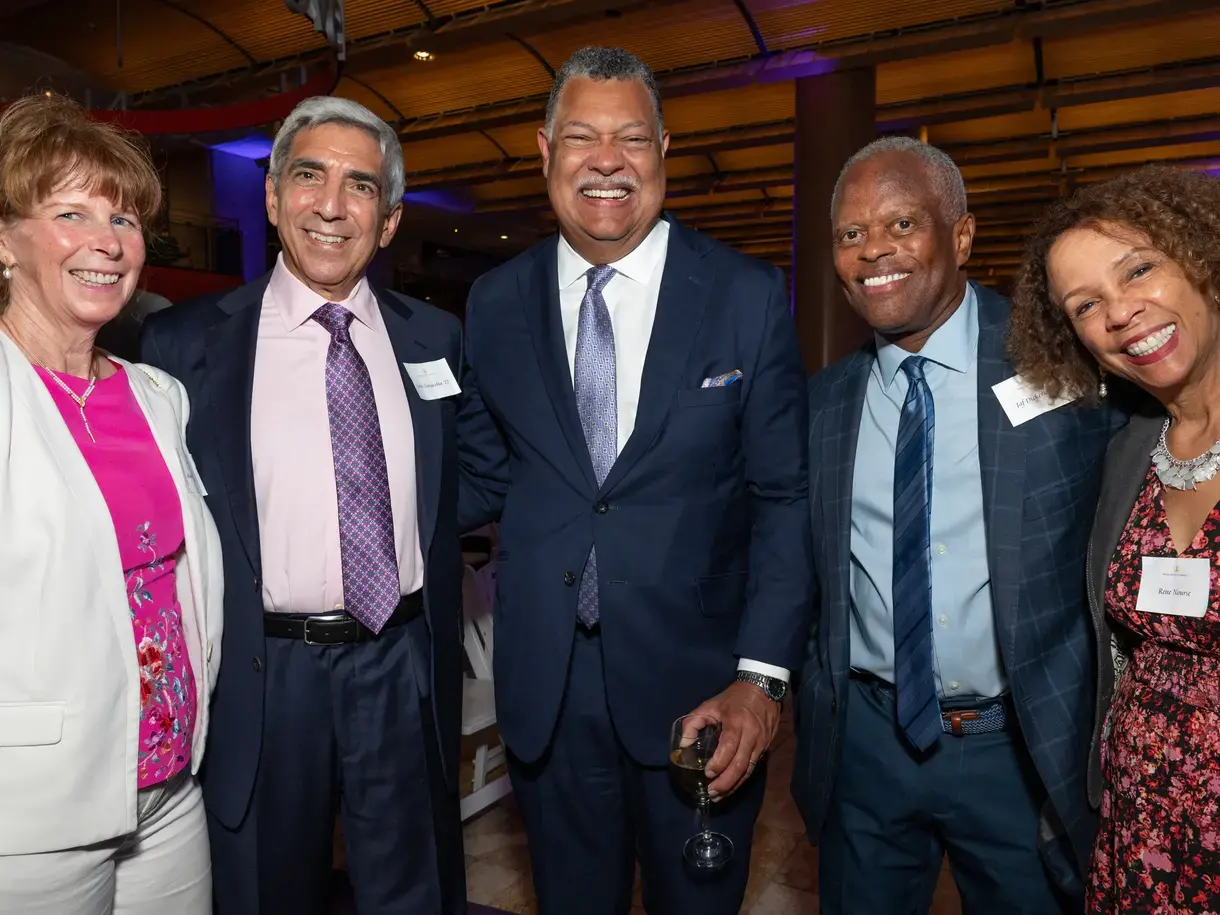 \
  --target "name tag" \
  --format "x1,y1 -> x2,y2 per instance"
991,375 -> 1076,427
403,358 -> 461,400
1135,556 -> 1210,618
